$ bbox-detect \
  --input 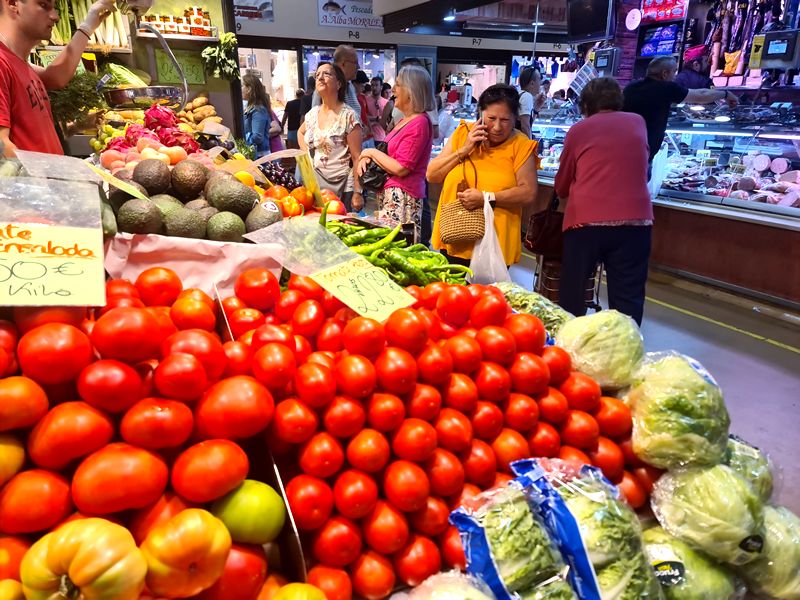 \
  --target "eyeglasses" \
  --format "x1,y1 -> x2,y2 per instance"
316,71 -> 336,80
